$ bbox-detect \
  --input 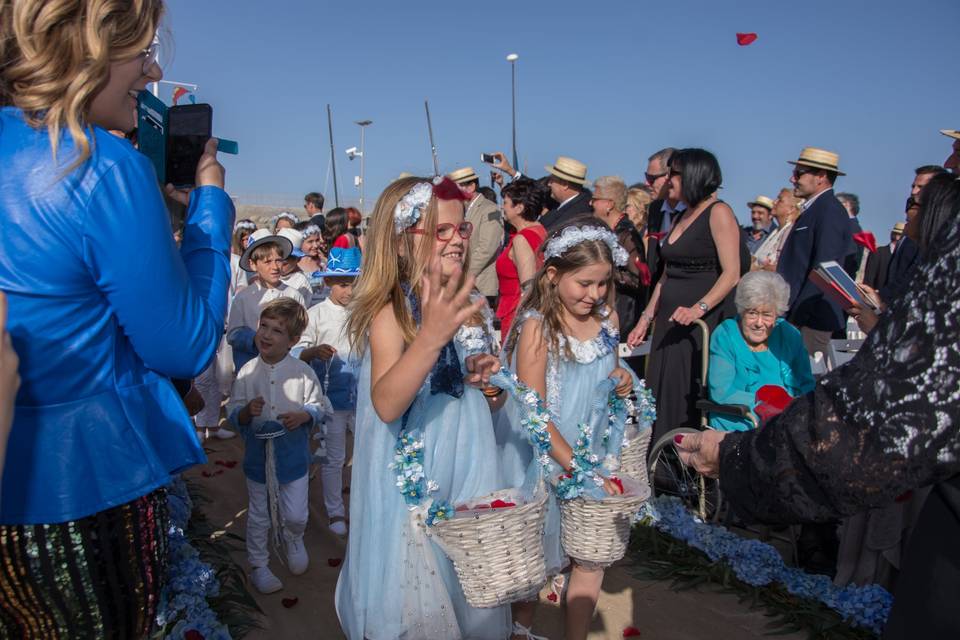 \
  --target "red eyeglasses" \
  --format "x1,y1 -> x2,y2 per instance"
404,221 -> 474,241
